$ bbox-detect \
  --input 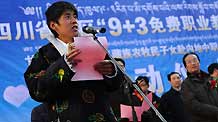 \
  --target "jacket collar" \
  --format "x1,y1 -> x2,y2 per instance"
187,70 -> 209,83
47,35 -> 68,56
